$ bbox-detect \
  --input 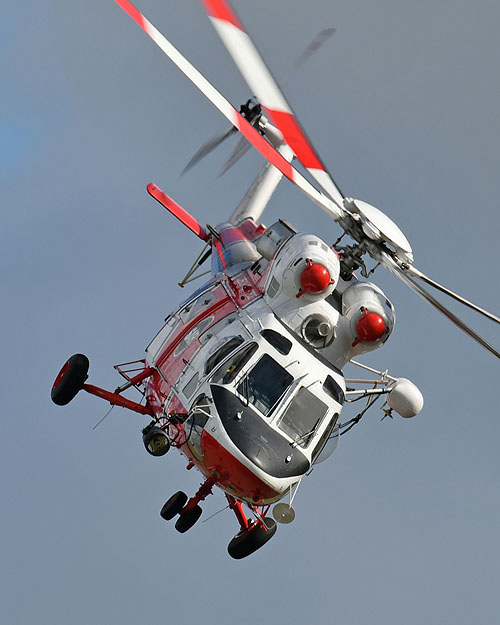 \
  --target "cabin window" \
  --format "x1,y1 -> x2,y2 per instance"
183,372 -> 199,398
199,312 -> 238,345
312,413 -> 339,461
204,336 -> 245,375
173,316 -> 214,357
211,343 -> 258,385
260,329 -> 292,355
179,290 -> 216,324
277,387 -> 328,448
236,354 -> 293,416
185,394 -> 211,461
323,375 -> 345,405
